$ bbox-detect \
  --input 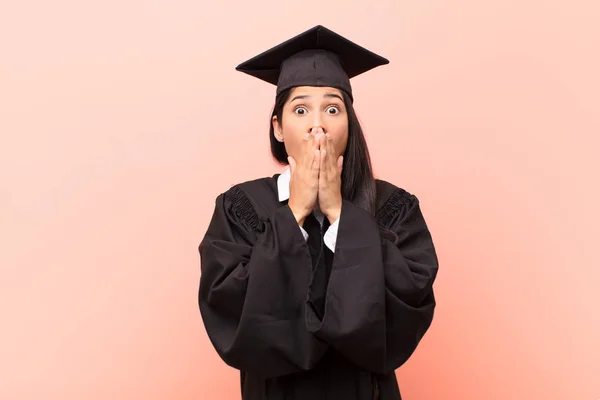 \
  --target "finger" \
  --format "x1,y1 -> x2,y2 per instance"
325,134 -> 336,172
320,145 -> 327,181
288,156 -> 296,175
307,127 -> 317,142
314,130 -> 322,151
303,132 -> 315,167
315,127 -> 323,143
312,148 -> 321,179
308,132 -> 321,169
337,155 -> 343,173
306,128 -> 317,144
